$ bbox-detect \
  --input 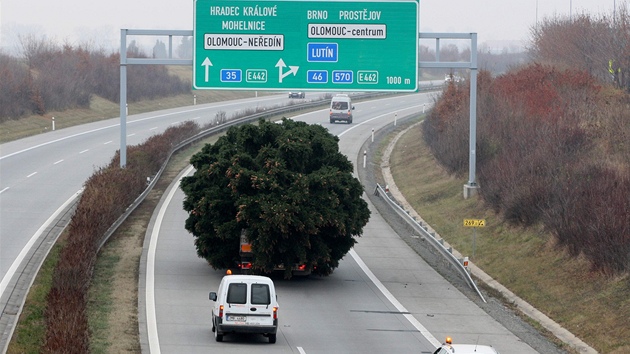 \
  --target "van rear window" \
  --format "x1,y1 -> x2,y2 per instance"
226,283 -> 247,304
251,284 -> 271,305
332,101 -> 349,110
